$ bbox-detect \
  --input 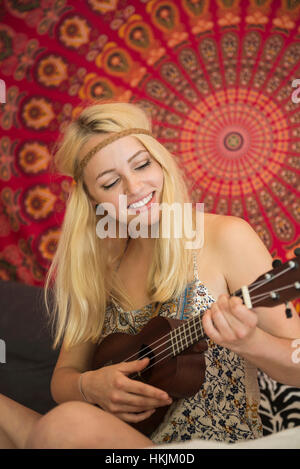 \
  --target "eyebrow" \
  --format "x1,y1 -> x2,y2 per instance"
96,149 -> 148,180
